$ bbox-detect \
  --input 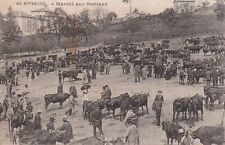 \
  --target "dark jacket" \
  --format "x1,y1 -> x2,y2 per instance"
34,113 -> 42,130
59,121 -> 73,144
90,109 -> 102,127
